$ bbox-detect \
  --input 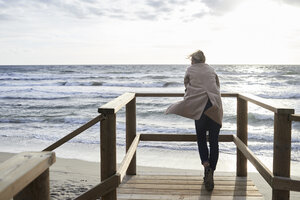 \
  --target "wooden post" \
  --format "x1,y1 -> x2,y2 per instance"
14,169 -> 50,200
126,97 -> 136,175
237,97 -> 248,177
272,112 -> 292,200
101,113 -> 117,200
